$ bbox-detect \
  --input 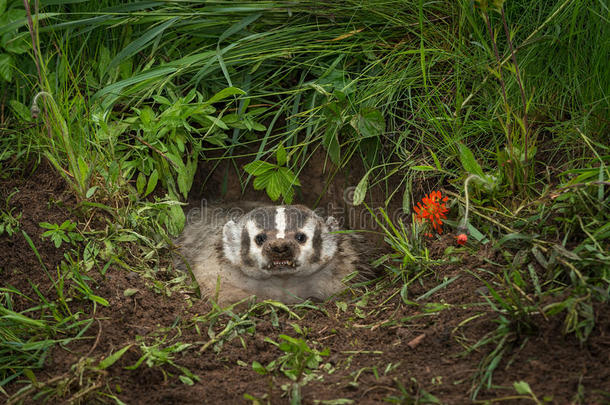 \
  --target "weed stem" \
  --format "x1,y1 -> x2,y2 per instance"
460,174 -> 483,232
